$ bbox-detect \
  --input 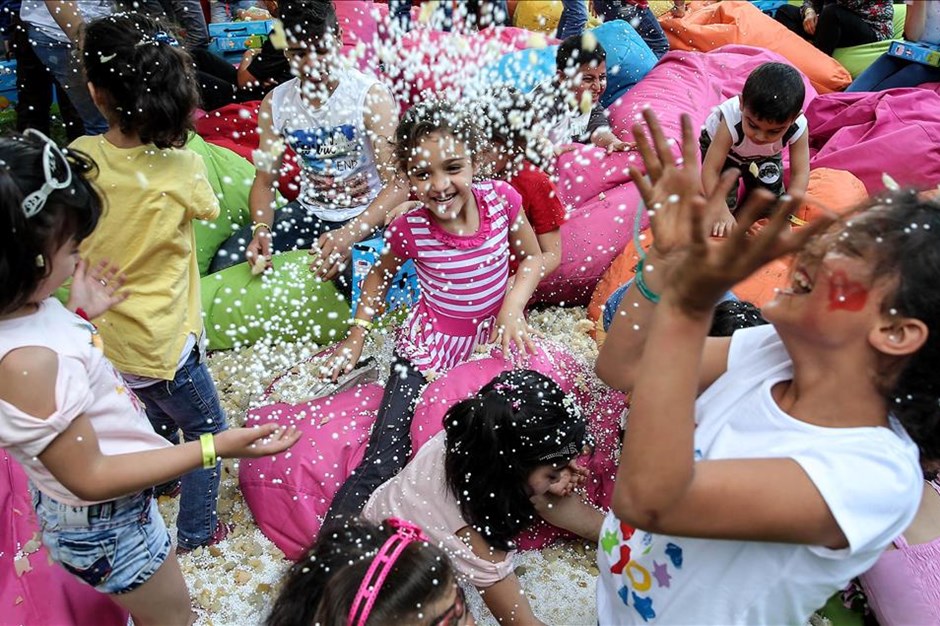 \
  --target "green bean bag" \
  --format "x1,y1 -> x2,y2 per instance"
832,4 -> 906,78
201,249 -> 350,351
